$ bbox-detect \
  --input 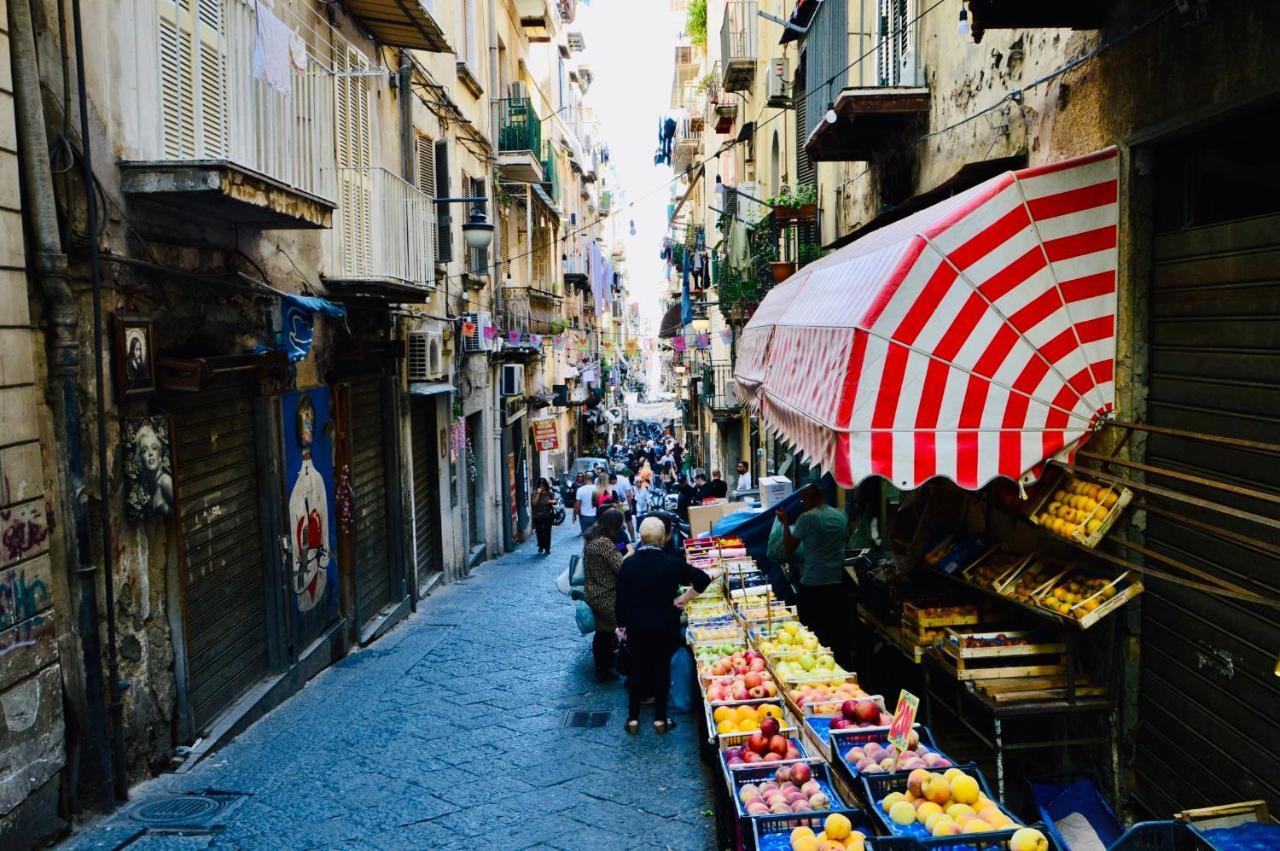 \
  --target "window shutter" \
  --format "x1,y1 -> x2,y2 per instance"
415,133 -> 435,195
336,47 -> 373,275
434,141 -> 452,263
195,0 -> 226,156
